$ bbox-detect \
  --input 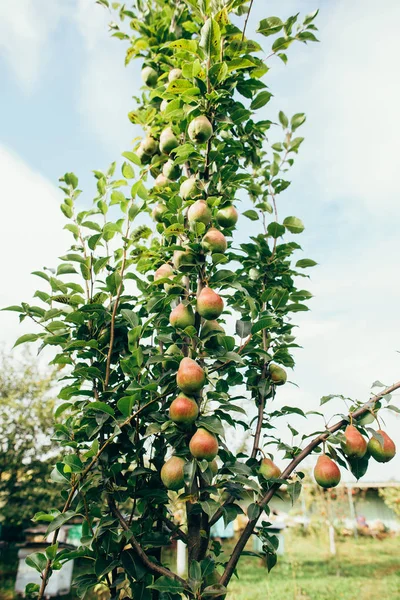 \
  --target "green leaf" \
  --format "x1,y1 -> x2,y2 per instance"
148,577 -> 184,593
236,320 -> 252,338
197,415 -> 224,436
203,584 -> 228,598
250,91 -> 273,110
291,113 -> 306,130
257,17 -> 283,37
87,401 -> 114,416
122,161 -> 135,179
283,216 -> 304,234
267,222 -> 285,238
287,481 -> 302,505
46,510 -> 76,535
13,333 -> 39,348
200,18 -> 221,58
164,38 -> 198,53
242,209 -> 259,221
122,151 -> 141,166
296,259 -> 317,268
251,316 -> 278,334
247,503 -> 261,520
278,111 -> 289,128
26,552 -> 47,573
200,499 -> 220,519
117,395 -> 136,417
